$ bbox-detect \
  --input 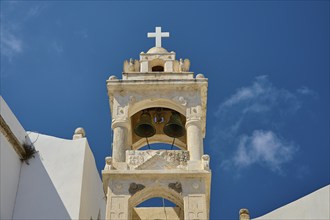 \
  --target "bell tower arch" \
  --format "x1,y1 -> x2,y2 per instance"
102,27 -> 211,220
